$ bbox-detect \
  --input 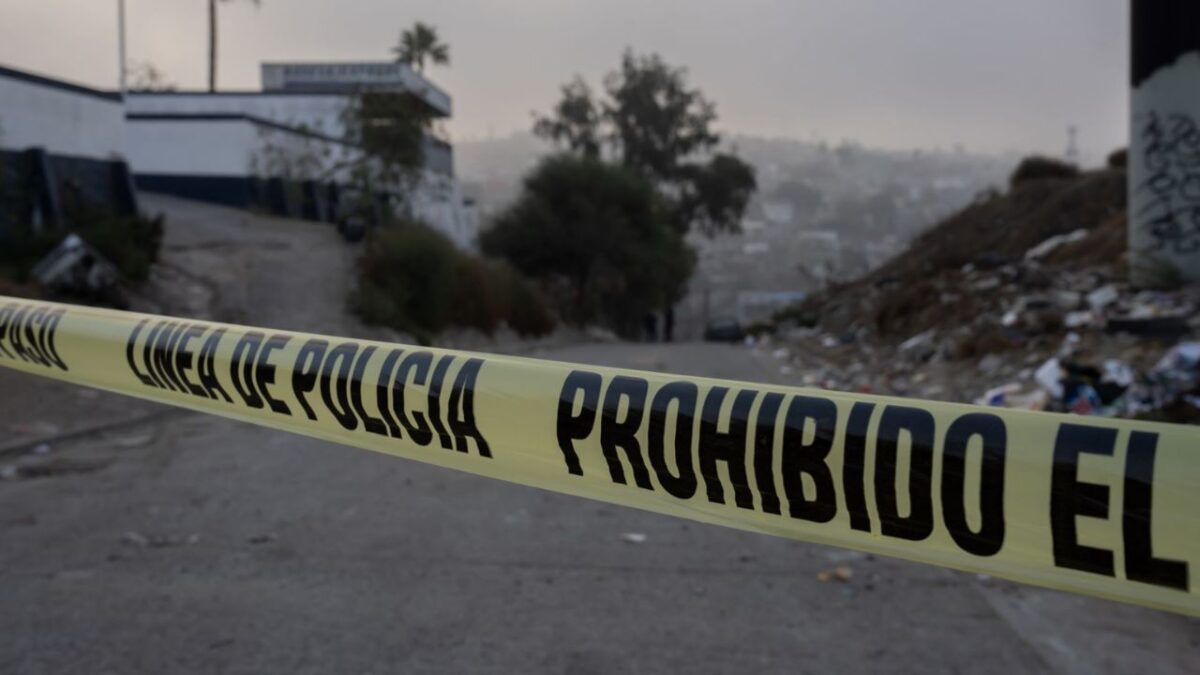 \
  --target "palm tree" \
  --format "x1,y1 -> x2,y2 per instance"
208,0 -> 261,92
391,22 -> 450,74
